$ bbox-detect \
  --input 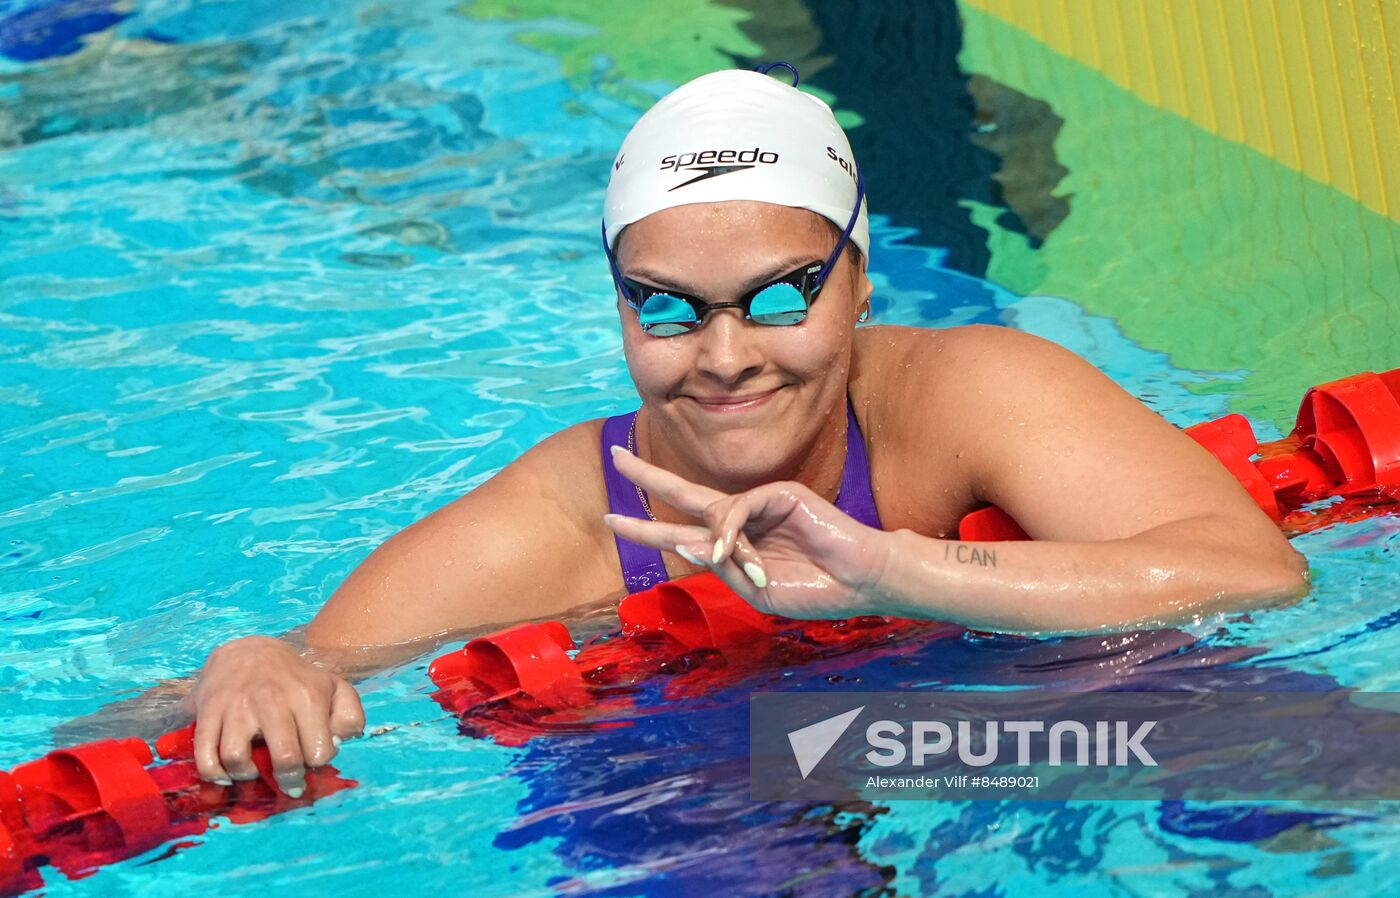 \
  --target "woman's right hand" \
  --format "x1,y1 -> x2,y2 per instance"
183,635 -> 366,797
